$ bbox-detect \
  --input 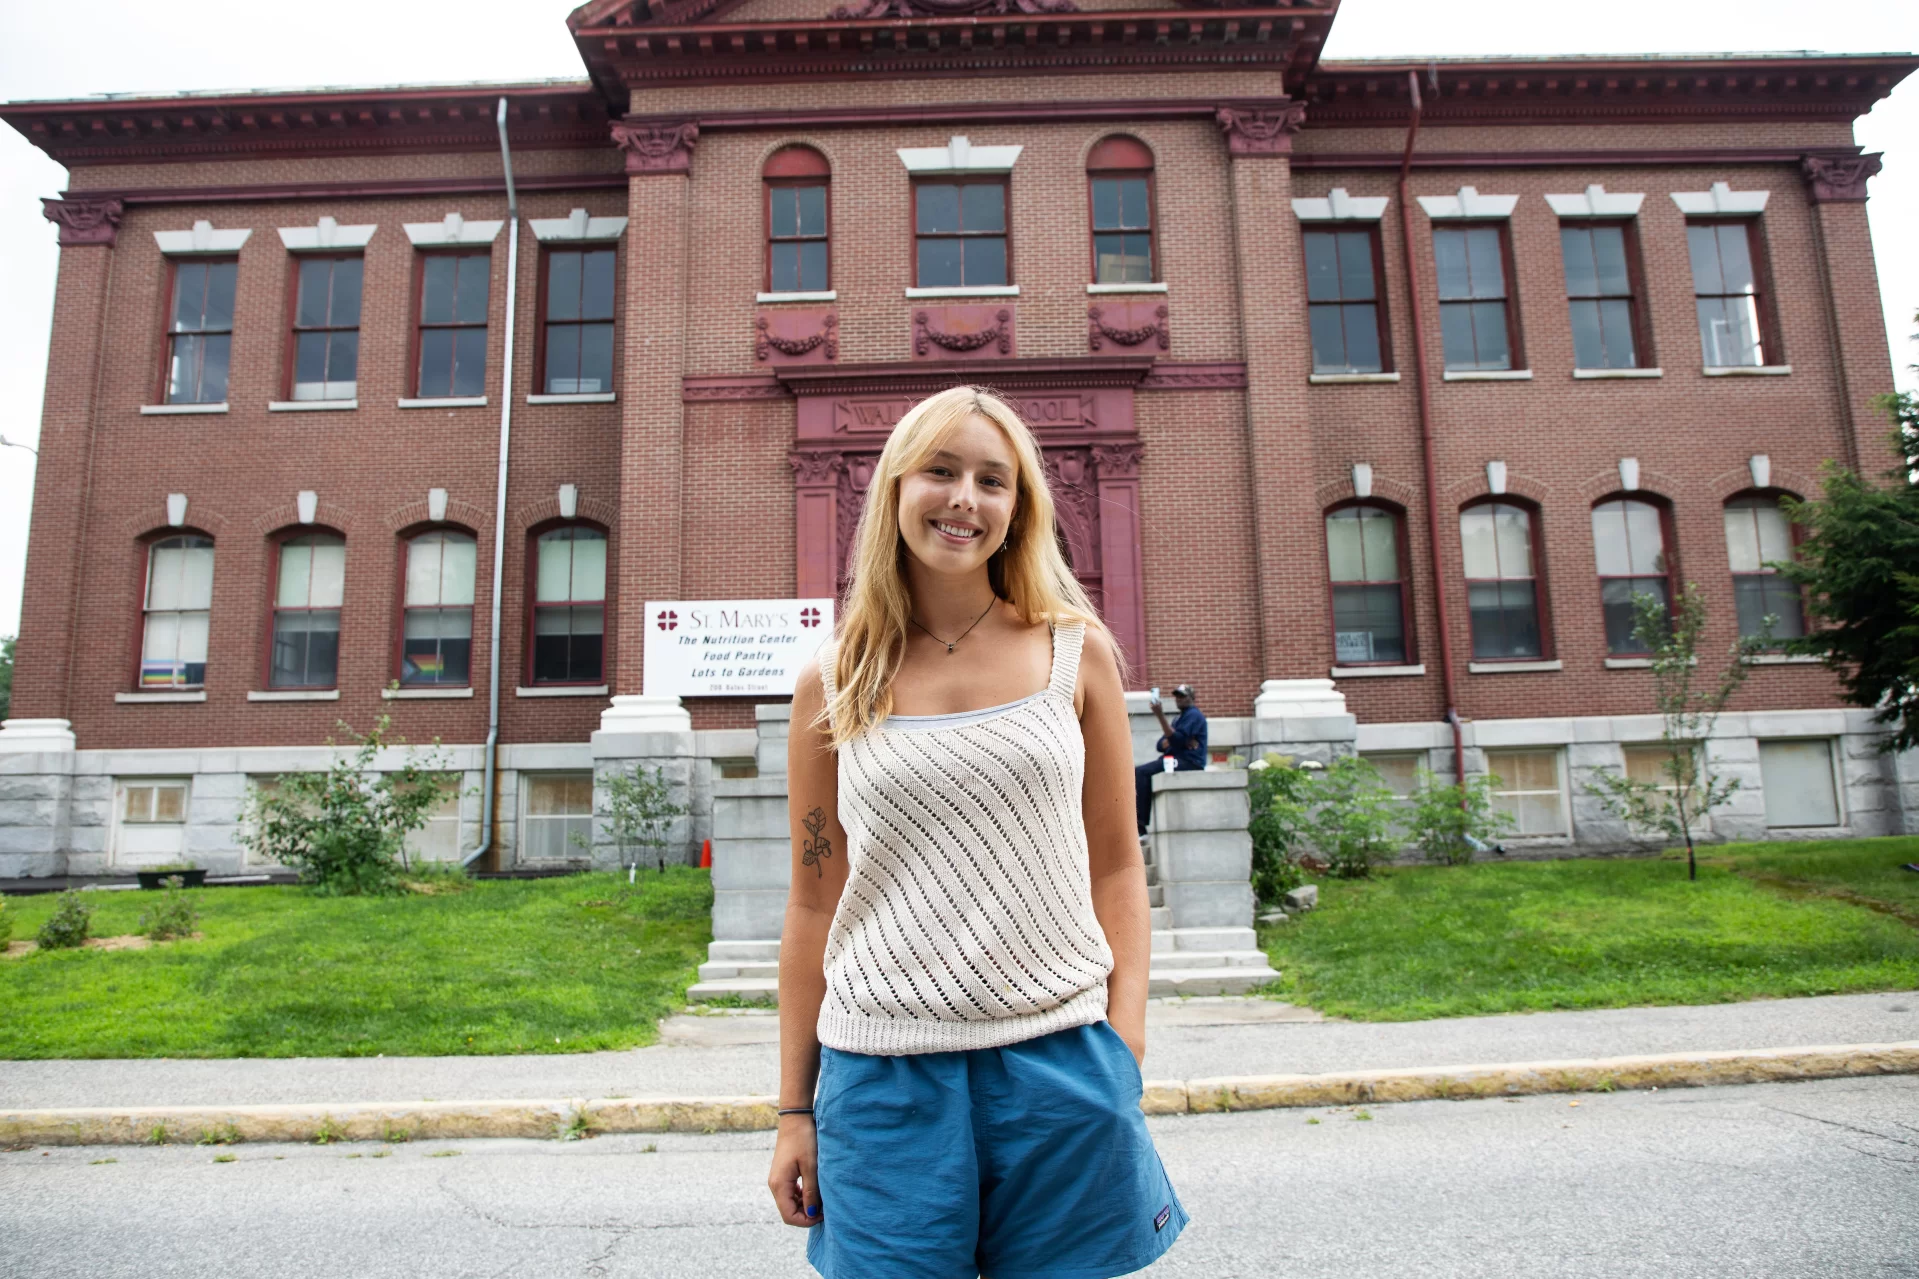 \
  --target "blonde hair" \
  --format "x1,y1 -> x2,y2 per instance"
823,385 -> 1106,745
